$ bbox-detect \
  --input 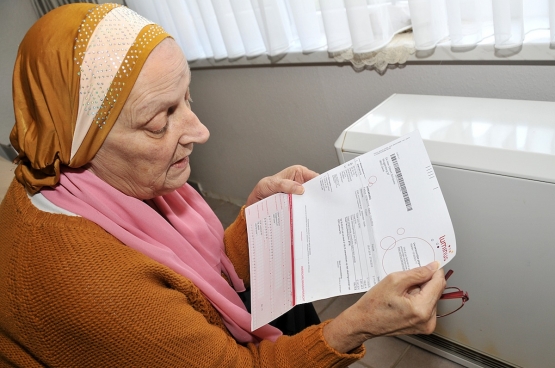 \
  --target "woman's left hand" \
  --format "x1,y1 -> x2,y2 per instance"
245,165 -> 319,207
